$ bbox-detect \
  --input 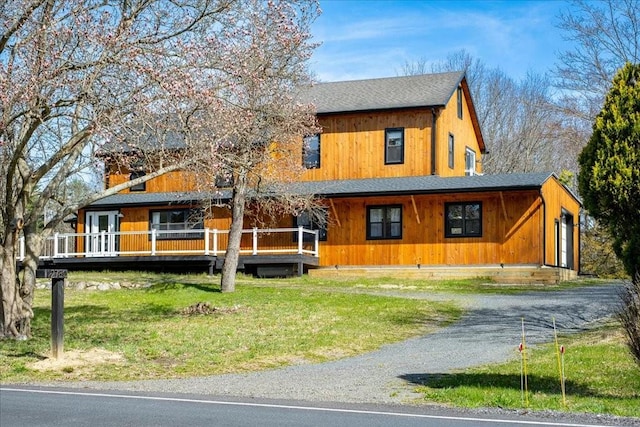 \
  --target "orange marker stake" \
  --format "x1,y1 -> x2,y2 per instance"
553,317 -> 567,407
560,345 -> 567,406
